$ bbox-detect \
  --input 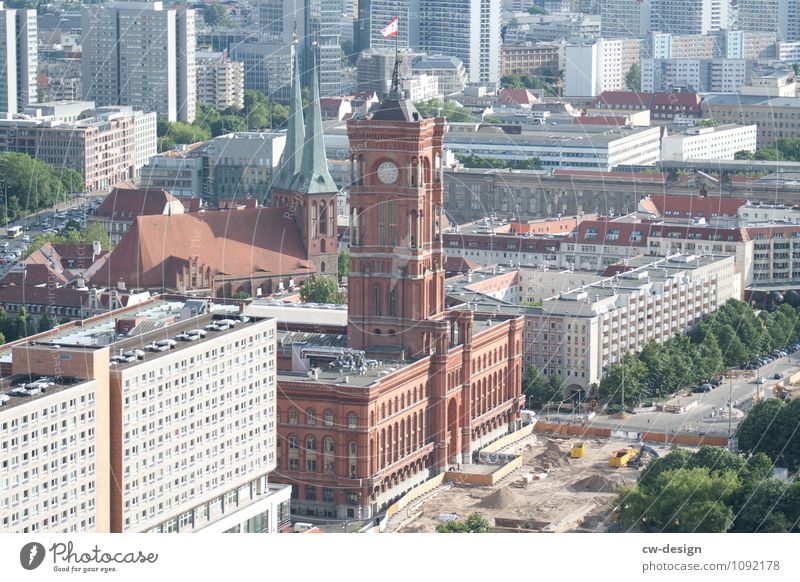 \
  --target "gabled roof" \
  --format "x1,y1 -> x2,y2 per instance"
592,91 -> 653,108
90,208 -> 315,290
648,195 -> 746,219
574,220 -> 649,246
94,186 -> 183,220
0,285 -> 87,308
499,88 -> 538,106
651,92 -> 702,108
0,264 -> 68,287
